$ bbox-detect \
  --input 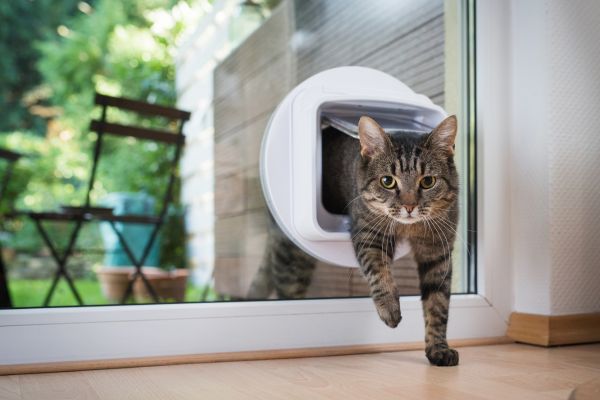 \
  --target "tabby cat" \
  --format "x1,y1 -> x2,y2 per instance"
249,115 -> 459,366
